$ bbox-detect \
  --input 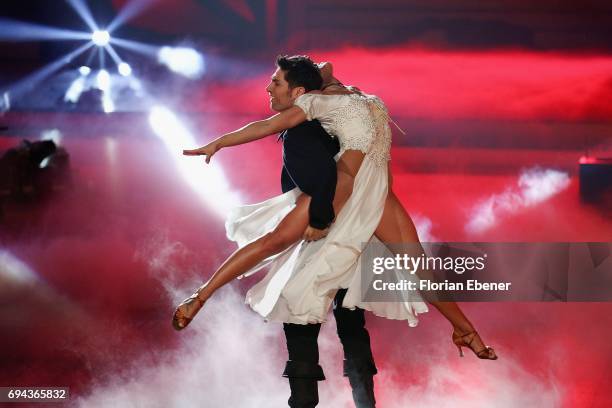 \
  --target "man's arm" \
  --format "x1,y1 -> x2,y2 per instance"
282,122 -> 337,231
305,163 -> 336,230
